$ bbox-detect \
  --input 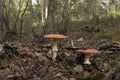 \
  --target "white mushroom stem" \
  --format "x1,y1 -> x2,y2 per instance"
53,51 -> 57,61
84,54 -> 91,64
52,39 -> 59,60
52,39 -> 58,52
